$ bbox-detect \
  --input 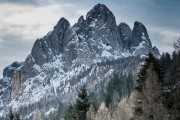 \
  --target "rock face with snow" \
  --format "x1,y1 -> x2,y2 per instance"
0,4 -> 160,119
118,22 -> 132,50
